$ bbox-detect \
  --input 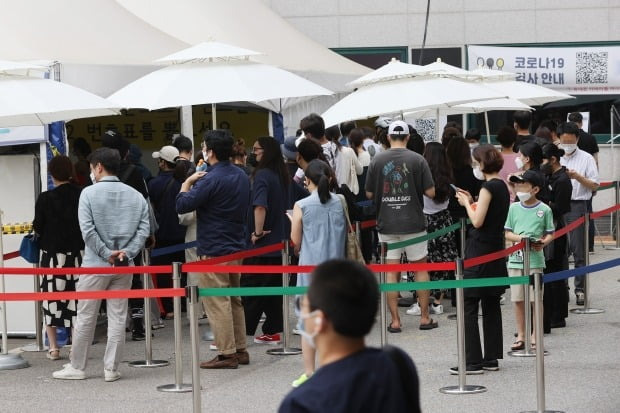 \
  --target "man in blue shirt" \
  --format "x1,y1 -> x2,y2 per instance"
279,259 -> 421,413
176,129 -> 251,369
